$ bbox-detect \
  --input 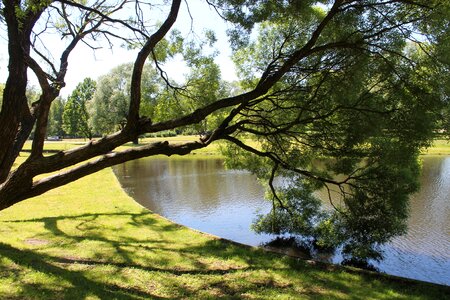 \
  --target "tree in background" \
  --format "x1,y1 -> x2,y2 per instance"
0,0 -> 449,264
89,64 -> 133,135
62,78 -> 96,139
152,33 -> 231,134
90,63 -> 162,139
47,97 -> 65,137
